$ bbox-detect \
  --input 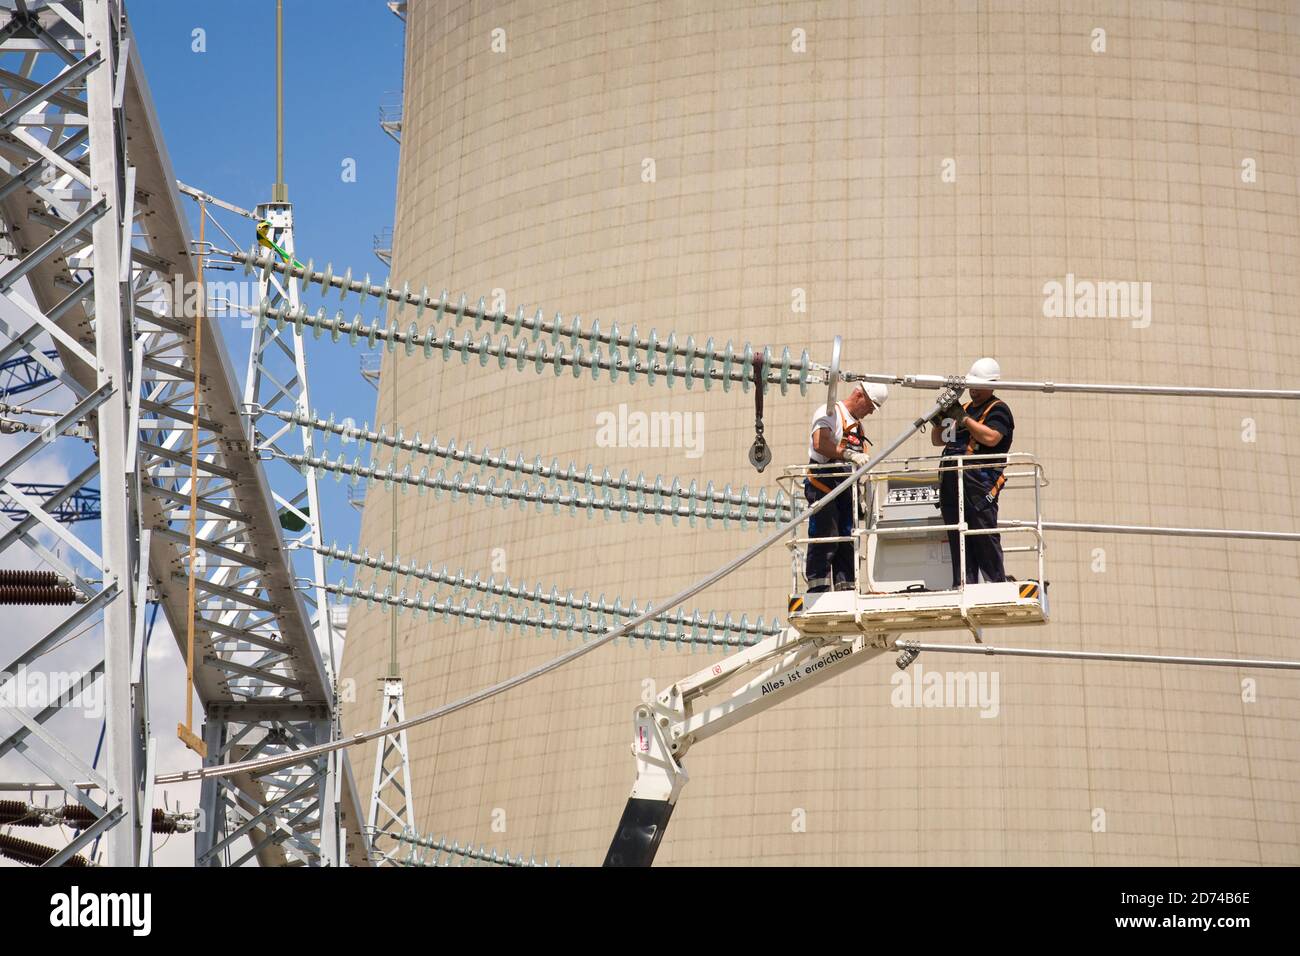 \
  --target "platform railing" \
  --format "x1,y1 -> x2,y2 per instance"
778,453 -> 1046,597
